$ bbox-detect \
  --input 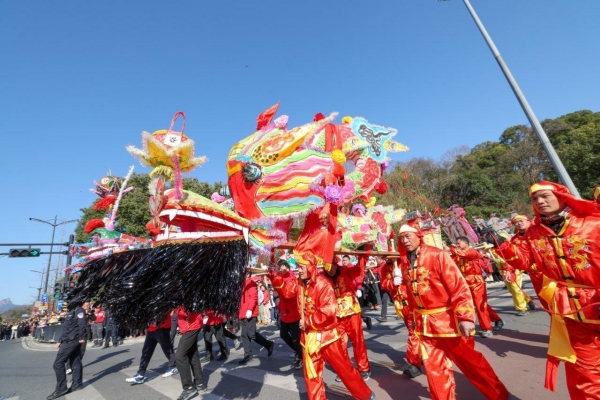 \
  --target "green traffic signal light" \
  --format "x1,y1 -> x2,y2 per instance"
8,248 -> 41,257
